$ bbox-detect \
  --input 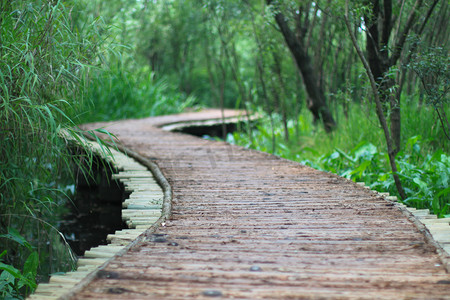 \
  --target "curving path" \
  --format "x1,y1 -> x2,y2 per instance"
66,109 -> 449,299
